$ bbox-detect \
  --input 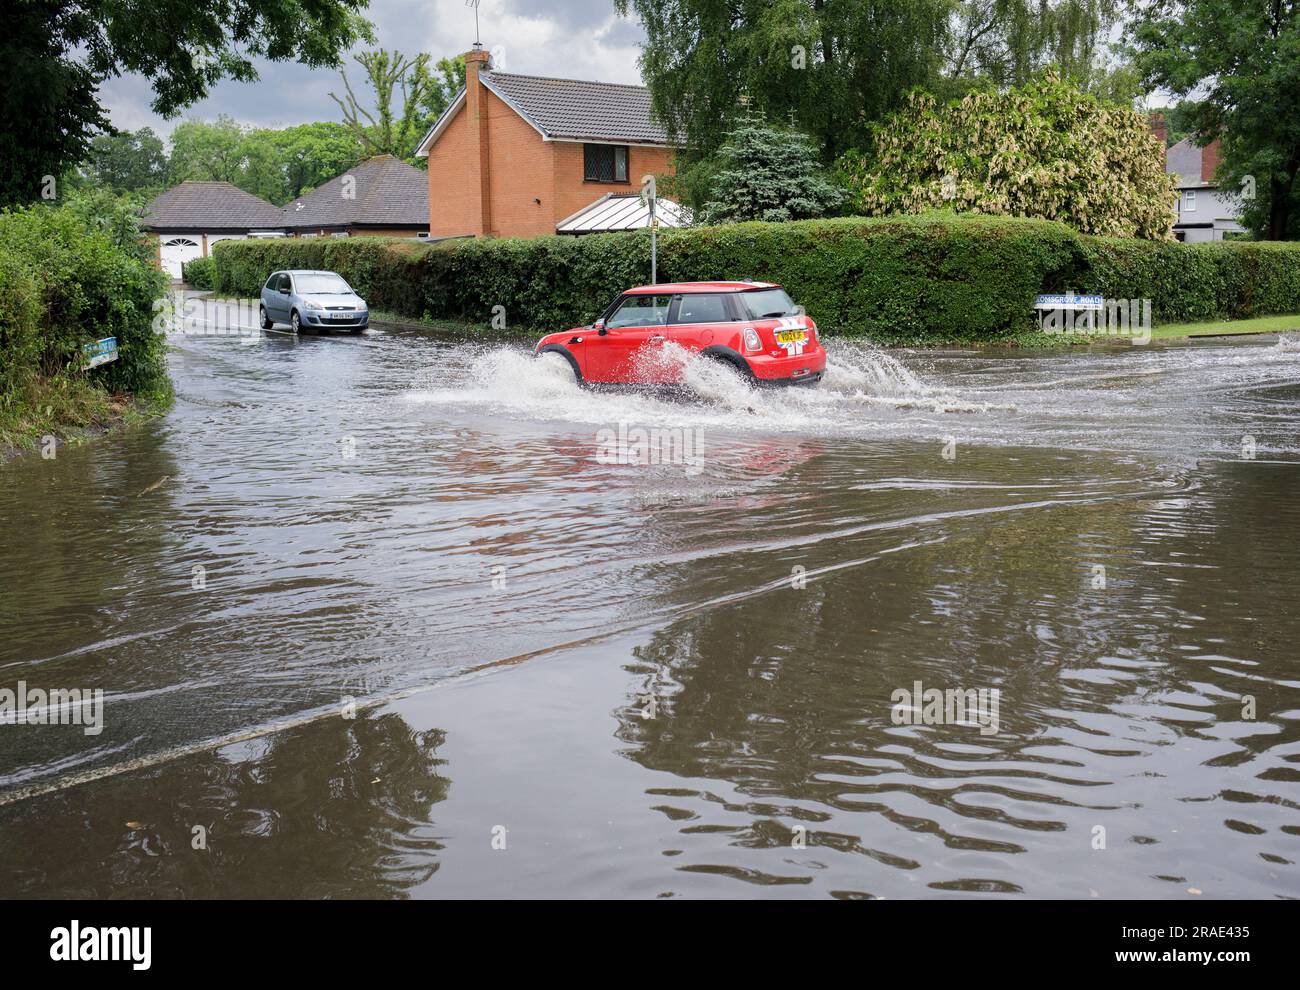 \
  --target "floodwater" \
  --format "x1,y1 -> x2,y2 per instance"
1,317 -> 1299,898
